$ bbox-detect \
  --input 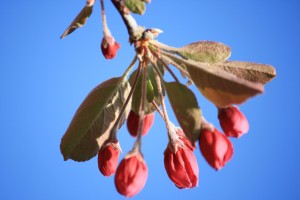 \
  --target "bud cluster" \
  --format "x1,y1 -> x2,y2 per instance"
96,104 -> 249,197
60,0 -> 275,198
